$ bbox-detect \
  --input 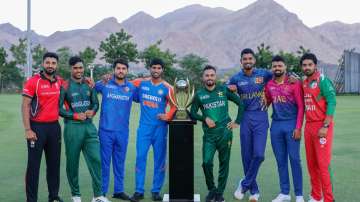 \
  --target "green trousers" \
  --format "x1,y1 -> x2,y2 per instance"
202,127 -> 232,194
63,121 -> 102,197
